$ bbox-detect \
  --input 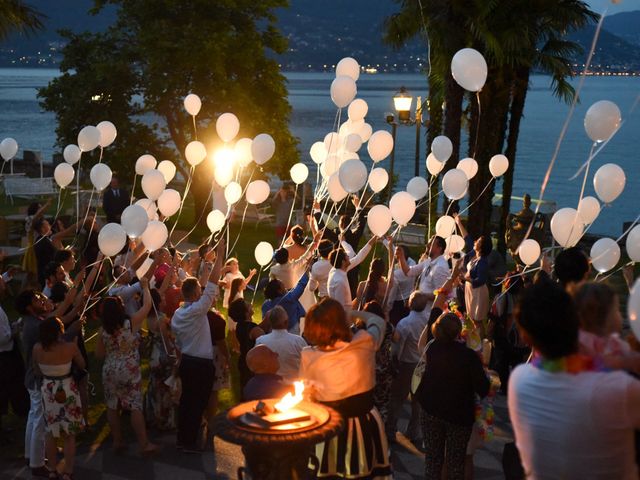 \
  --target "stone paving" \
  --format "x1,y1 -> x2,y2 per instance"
0,396 -> 512,479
